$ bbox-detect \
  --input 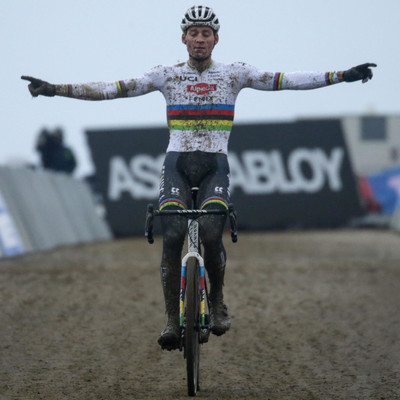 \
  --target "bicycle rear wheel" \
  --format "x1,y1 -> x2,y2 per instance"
185,257 -> 200,396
